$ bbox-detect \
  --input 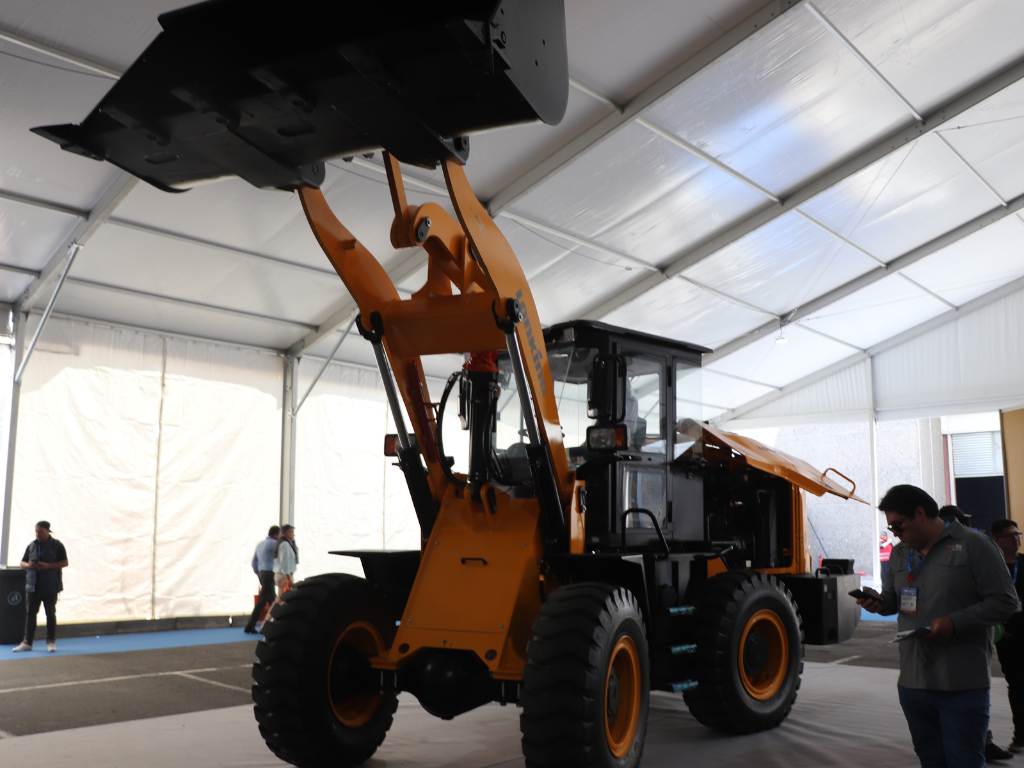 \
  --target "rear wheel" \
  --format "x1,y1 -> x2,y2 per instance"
683,571 -> 802,733
520,583 -> 649,768
252,573 -> 397,768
